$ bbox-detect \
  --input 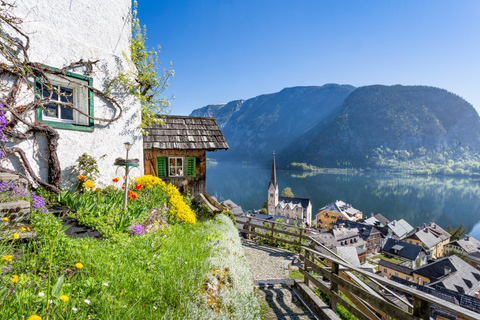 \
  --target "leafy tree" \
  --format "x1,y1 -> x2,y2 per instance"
281,187 -> 294,198
445,223 -> 467,240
